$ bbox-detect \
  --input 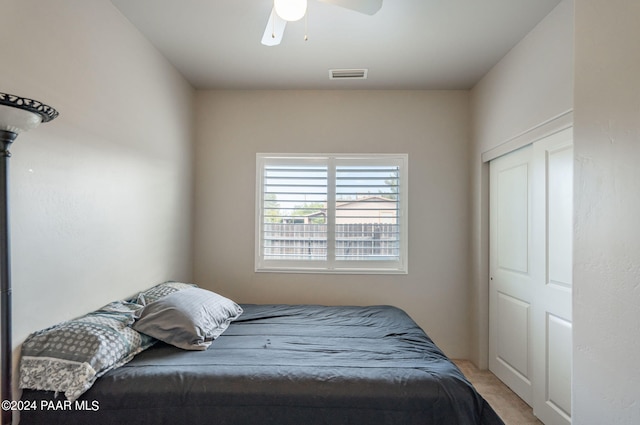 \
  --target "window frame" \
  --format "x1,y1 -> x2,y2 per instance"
255,153 -> 408,274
